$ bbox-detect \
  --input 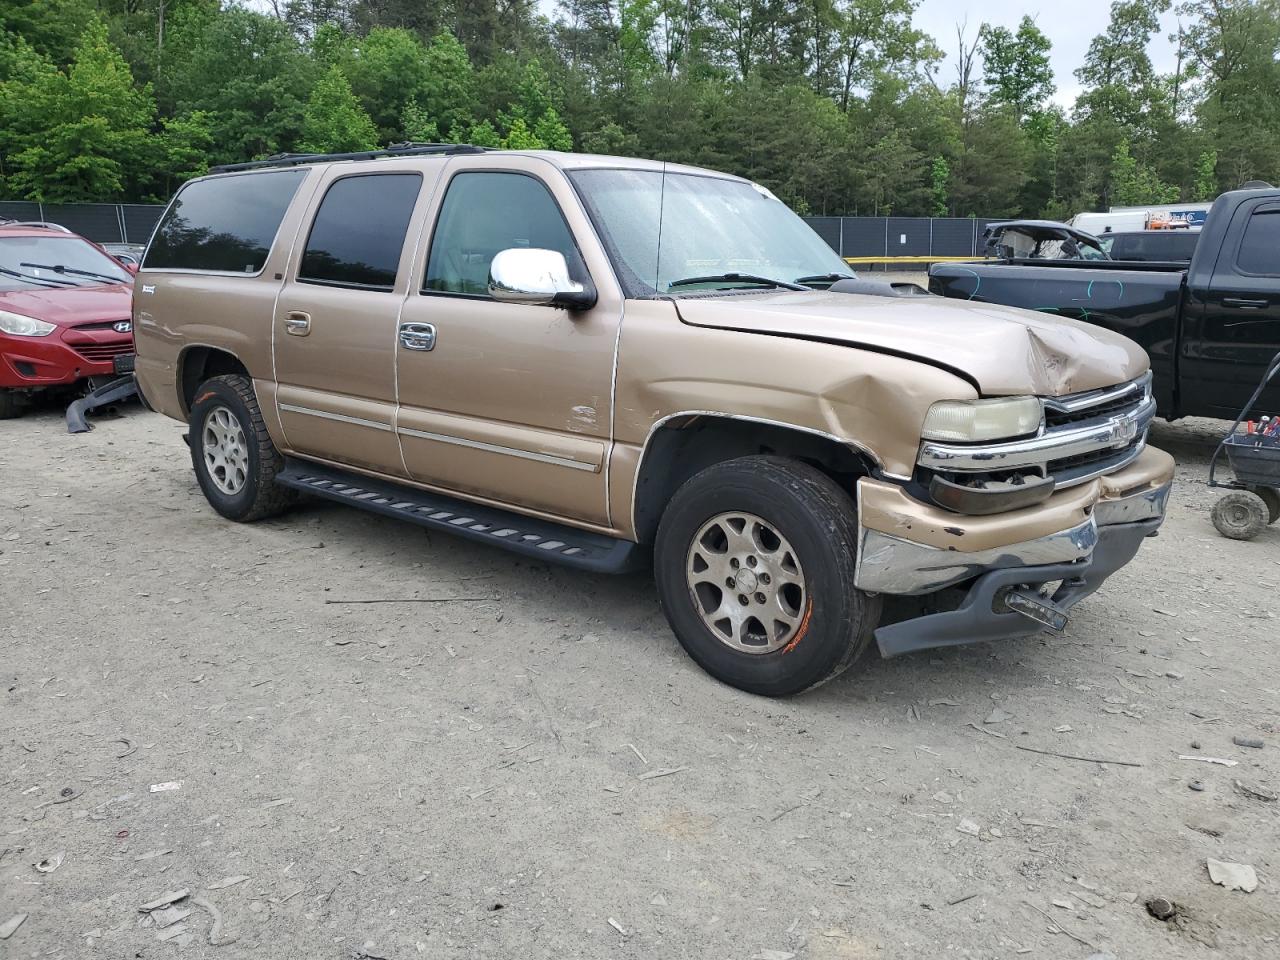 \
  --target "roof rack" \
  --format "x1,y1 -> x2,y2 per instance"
0,219 -> 73,233
209,142 -> 492,174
